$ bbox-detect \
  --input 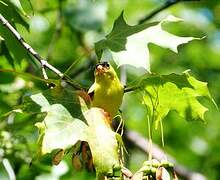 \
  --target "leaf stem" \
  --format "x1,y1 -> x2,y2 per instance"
124,86 -> 140,93
147,116 -> 152,160
160,120 -> 165,147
